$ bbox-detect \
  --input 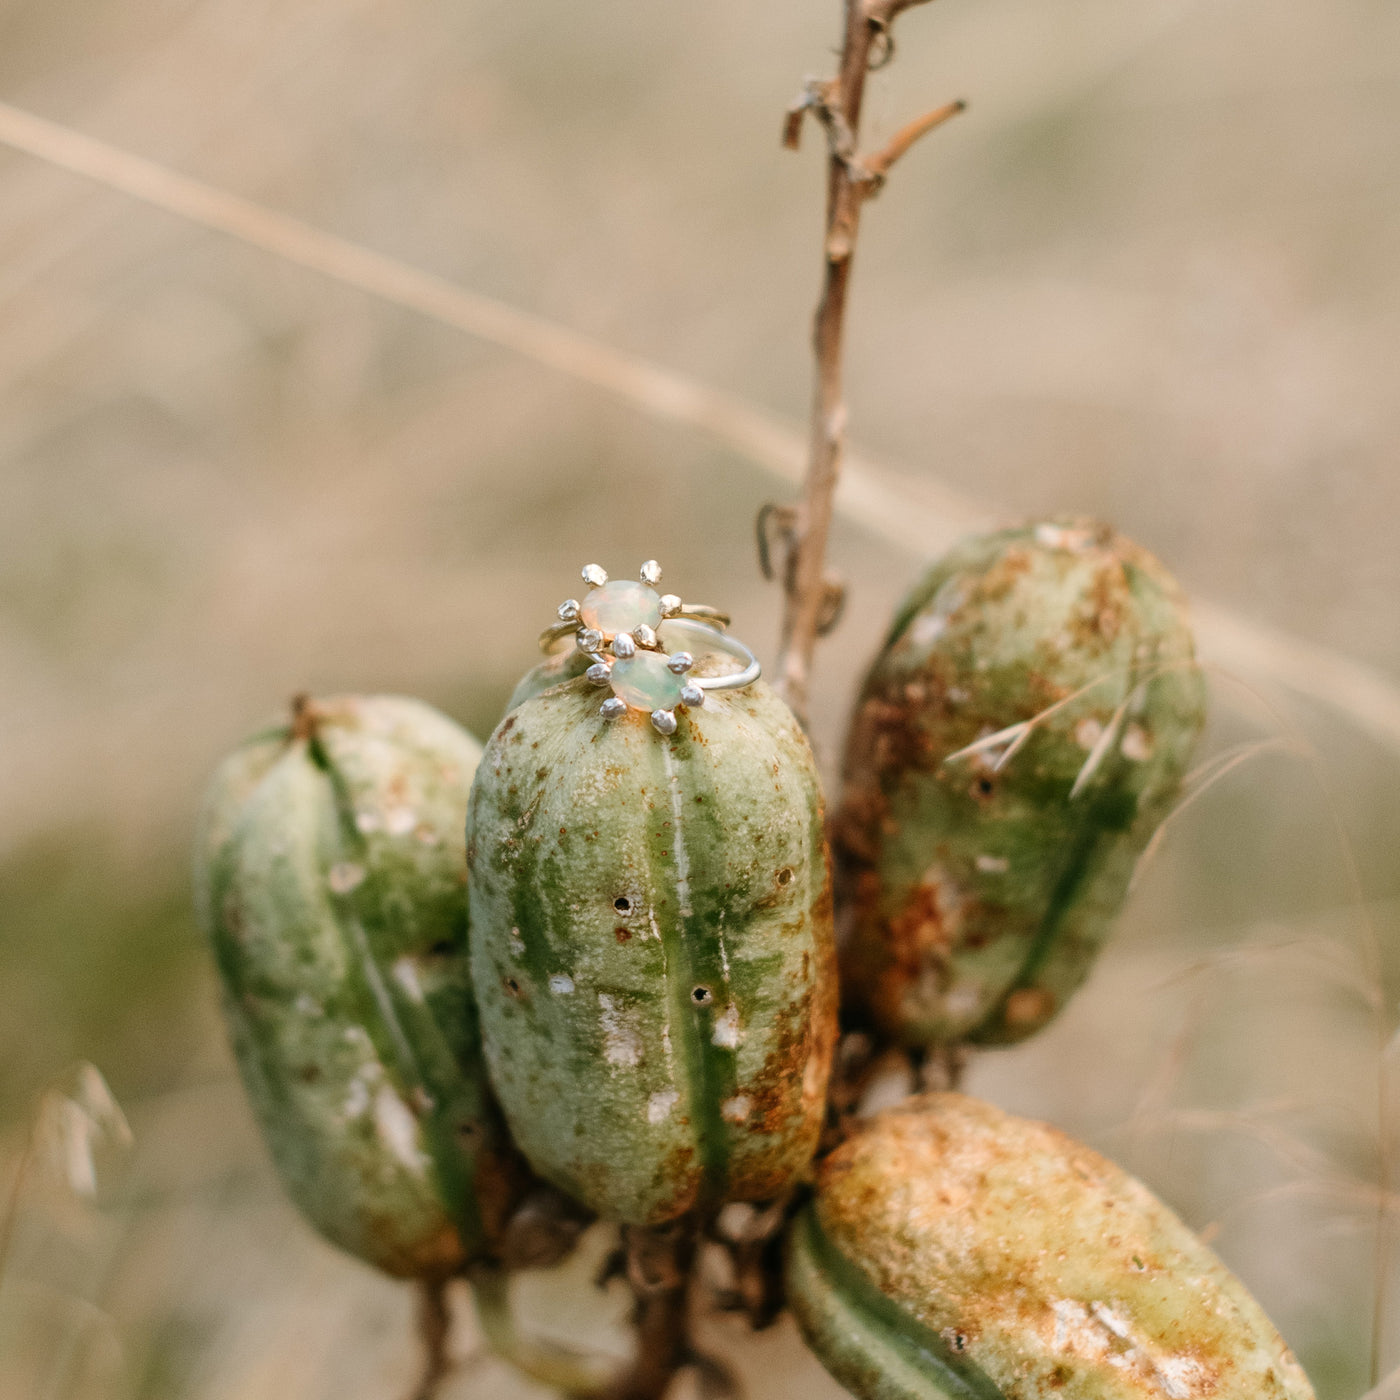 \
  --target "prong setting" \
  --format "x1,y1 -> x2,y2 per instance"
542,562 -> 757,731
